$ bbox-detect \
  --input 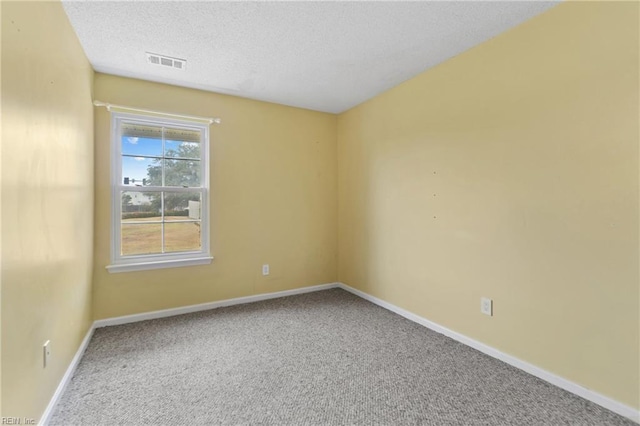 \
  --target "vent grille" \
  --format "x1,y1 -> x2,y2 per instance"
146,52 -> 186,70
